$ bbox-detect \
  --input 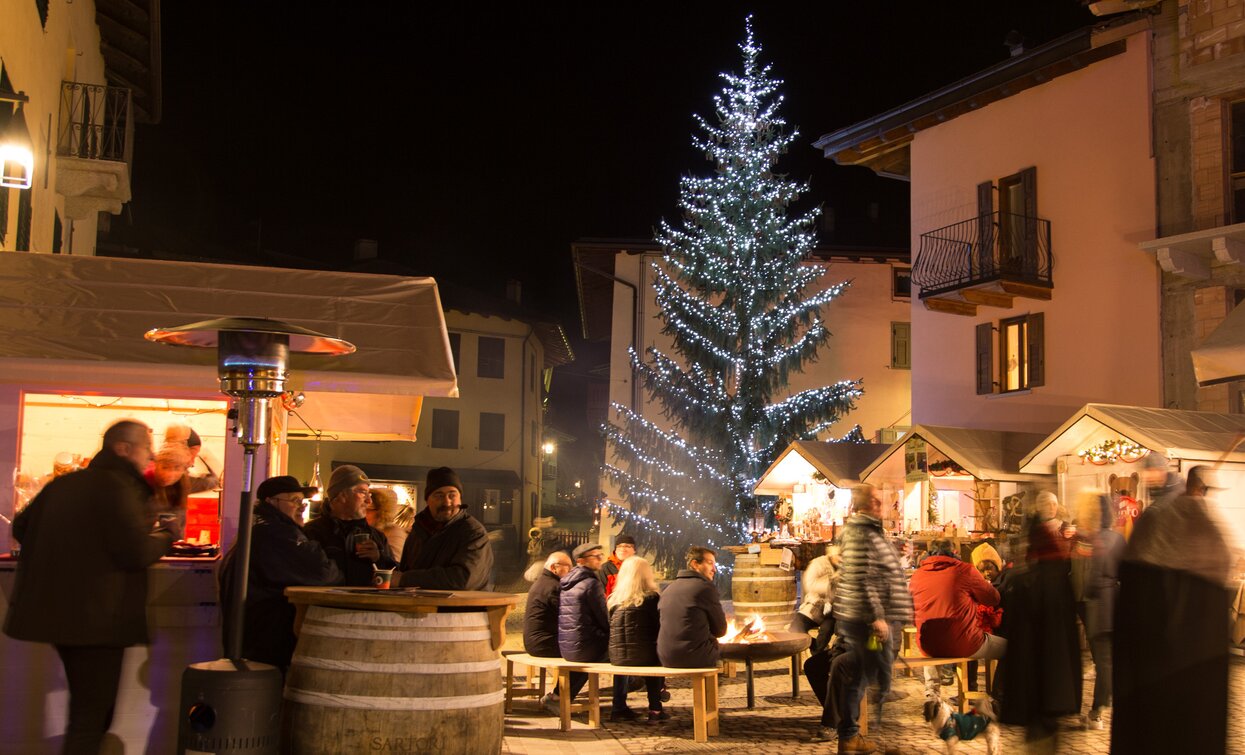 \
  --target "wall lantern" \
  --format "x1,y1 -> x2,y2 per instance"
0,86 -> 33,190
